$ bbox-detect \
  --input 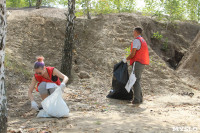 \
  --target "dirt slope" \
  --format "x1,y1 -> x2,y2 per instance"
177,31 -> 200,88
5,8 -> 200,133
